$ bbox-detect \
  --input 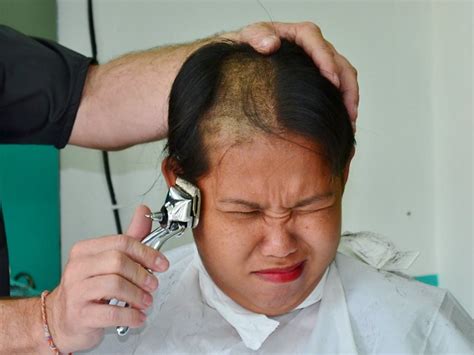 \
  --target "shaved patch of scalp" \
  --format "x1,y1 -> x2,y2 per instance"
166,40 -> 355,183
